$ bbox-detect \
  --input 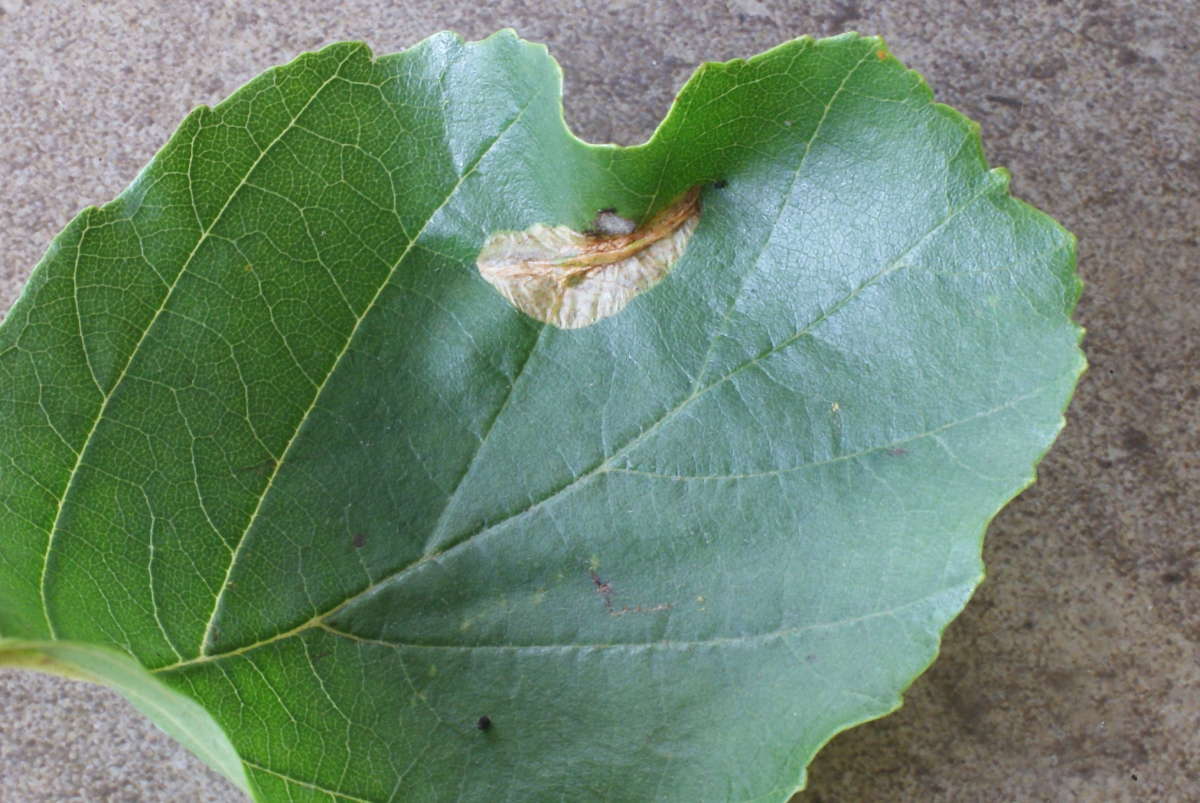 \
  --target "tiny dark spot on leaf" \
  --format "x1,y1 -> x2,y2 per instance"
1131,773 -> 1138,781
352,532 -> 366,549
313,651 -> 331,661
476,715 -> 491,731
713,179 -> 727,189
1161,572 -> 1185,585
